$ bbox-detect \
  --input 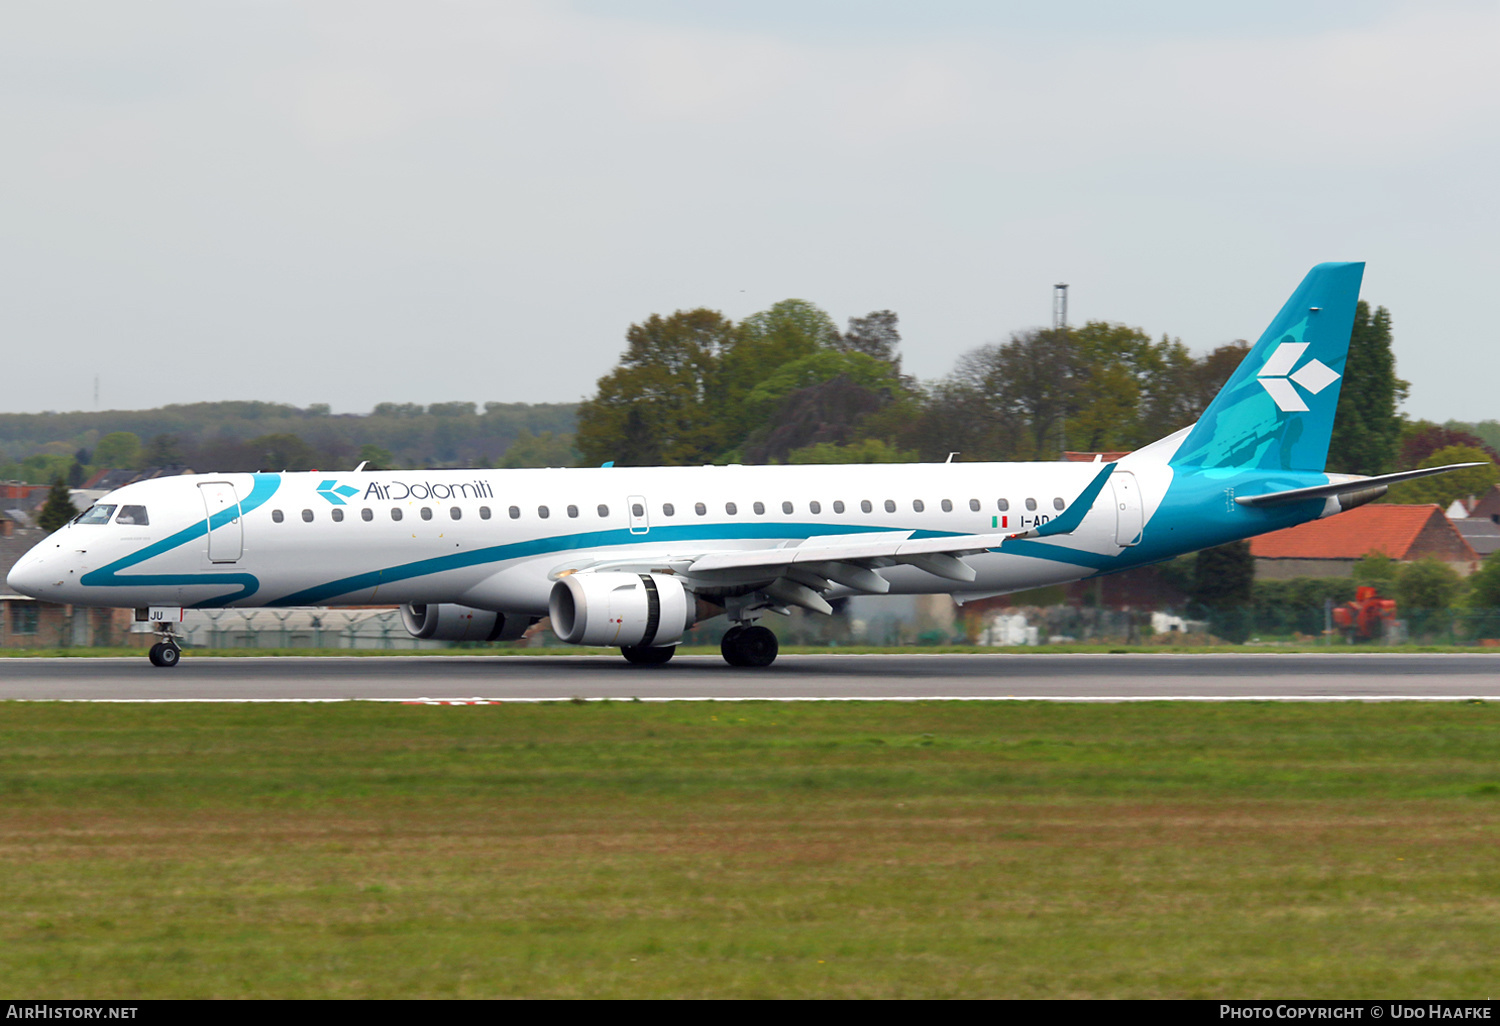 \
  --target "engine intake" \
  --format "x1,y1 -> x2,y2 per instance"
400,603 -> 533,642
549,572 -> 692,648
